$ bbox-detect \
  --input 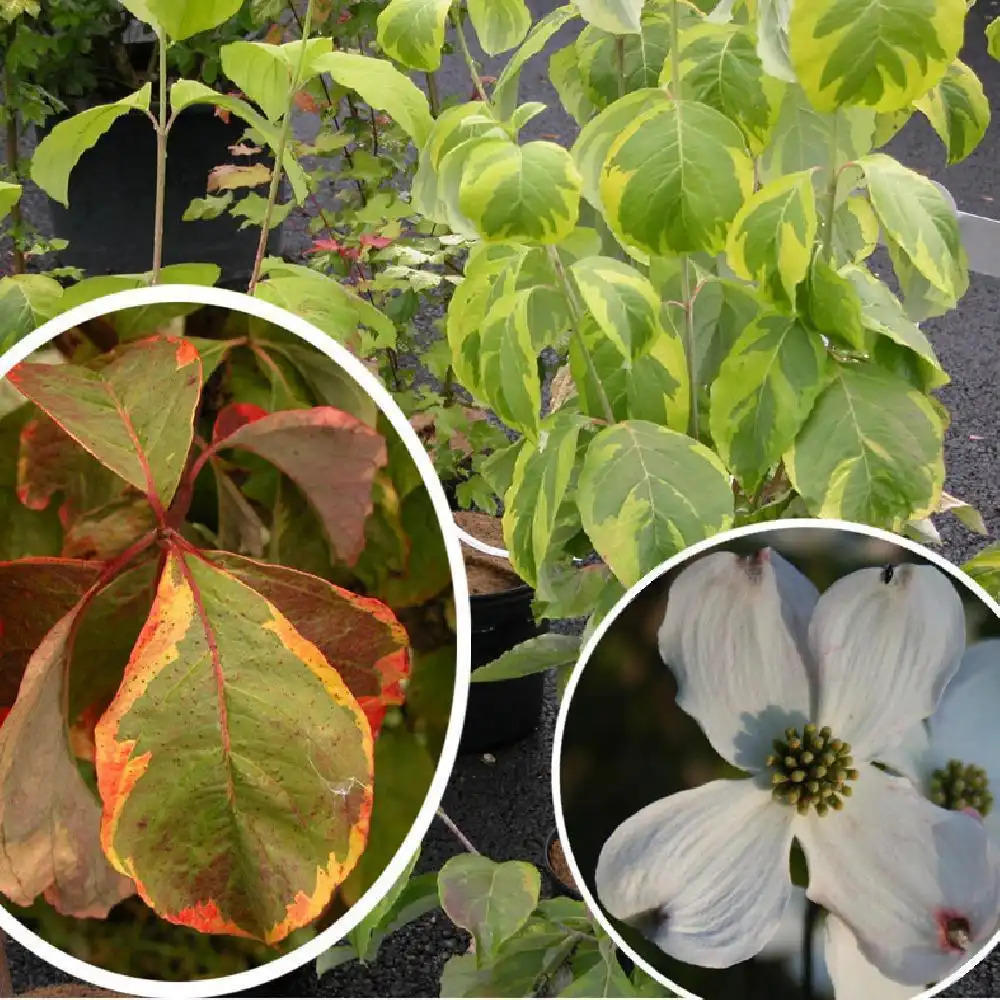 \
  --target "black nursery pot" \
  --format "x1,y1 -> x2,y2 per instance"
41,103 -> 283,286
460,584 -> 548,754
